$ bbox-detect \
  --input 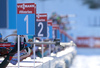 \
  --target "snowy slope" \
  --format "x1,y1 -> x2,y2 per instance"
70,48 -> 100,68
